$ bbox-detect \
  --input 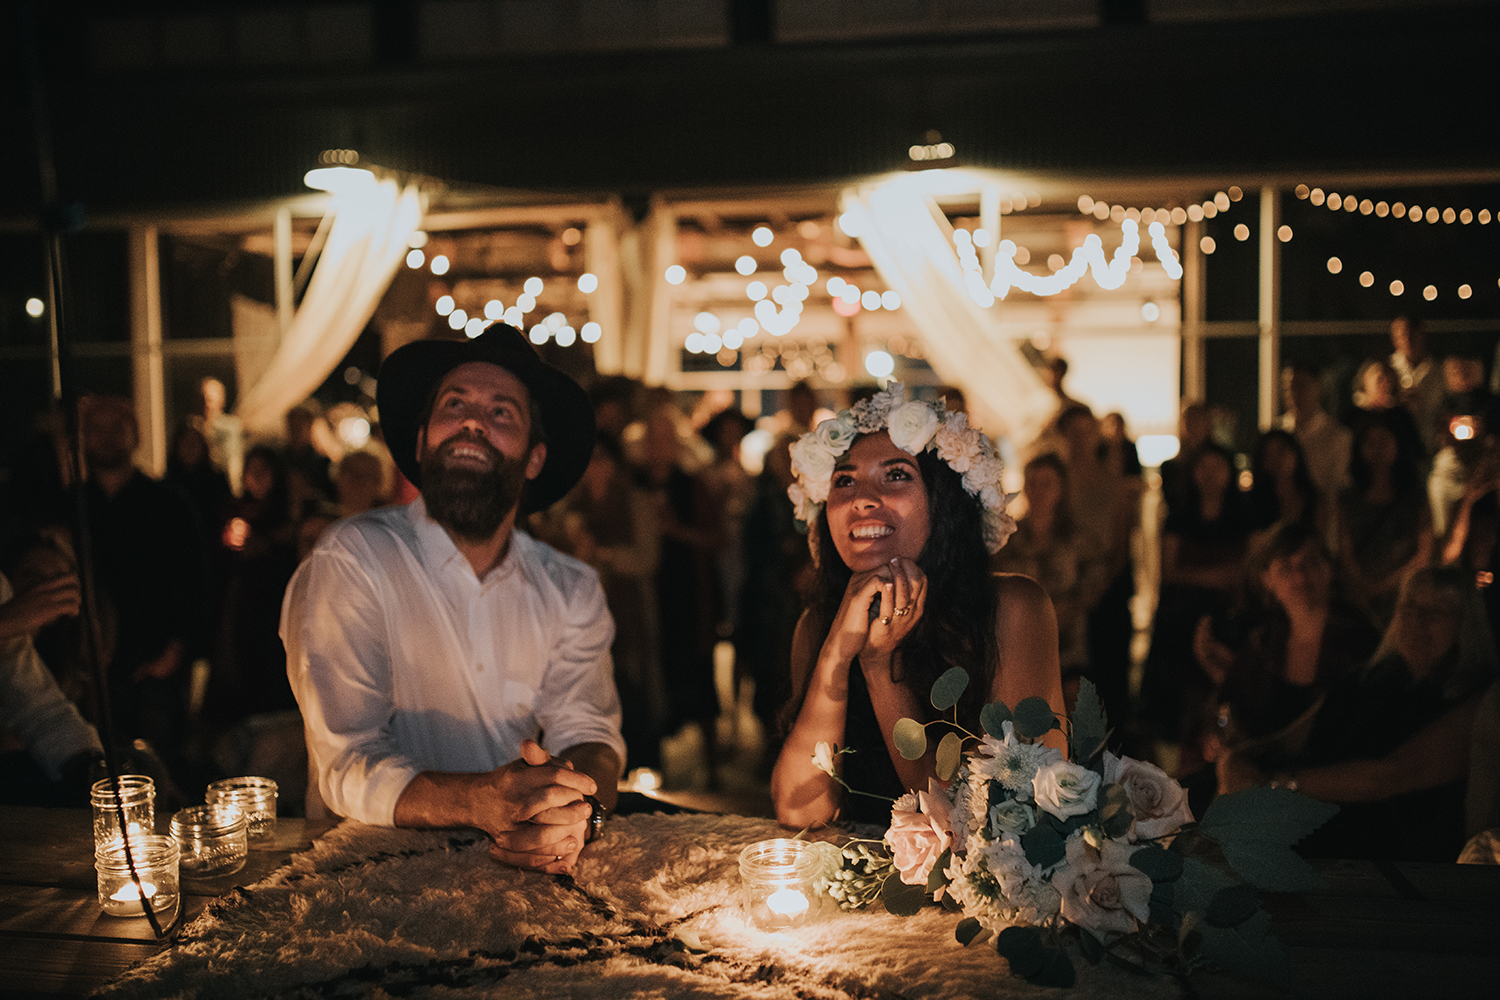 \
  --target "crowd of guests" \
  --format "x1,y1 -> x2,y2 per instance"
2,315 -> 1498,863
